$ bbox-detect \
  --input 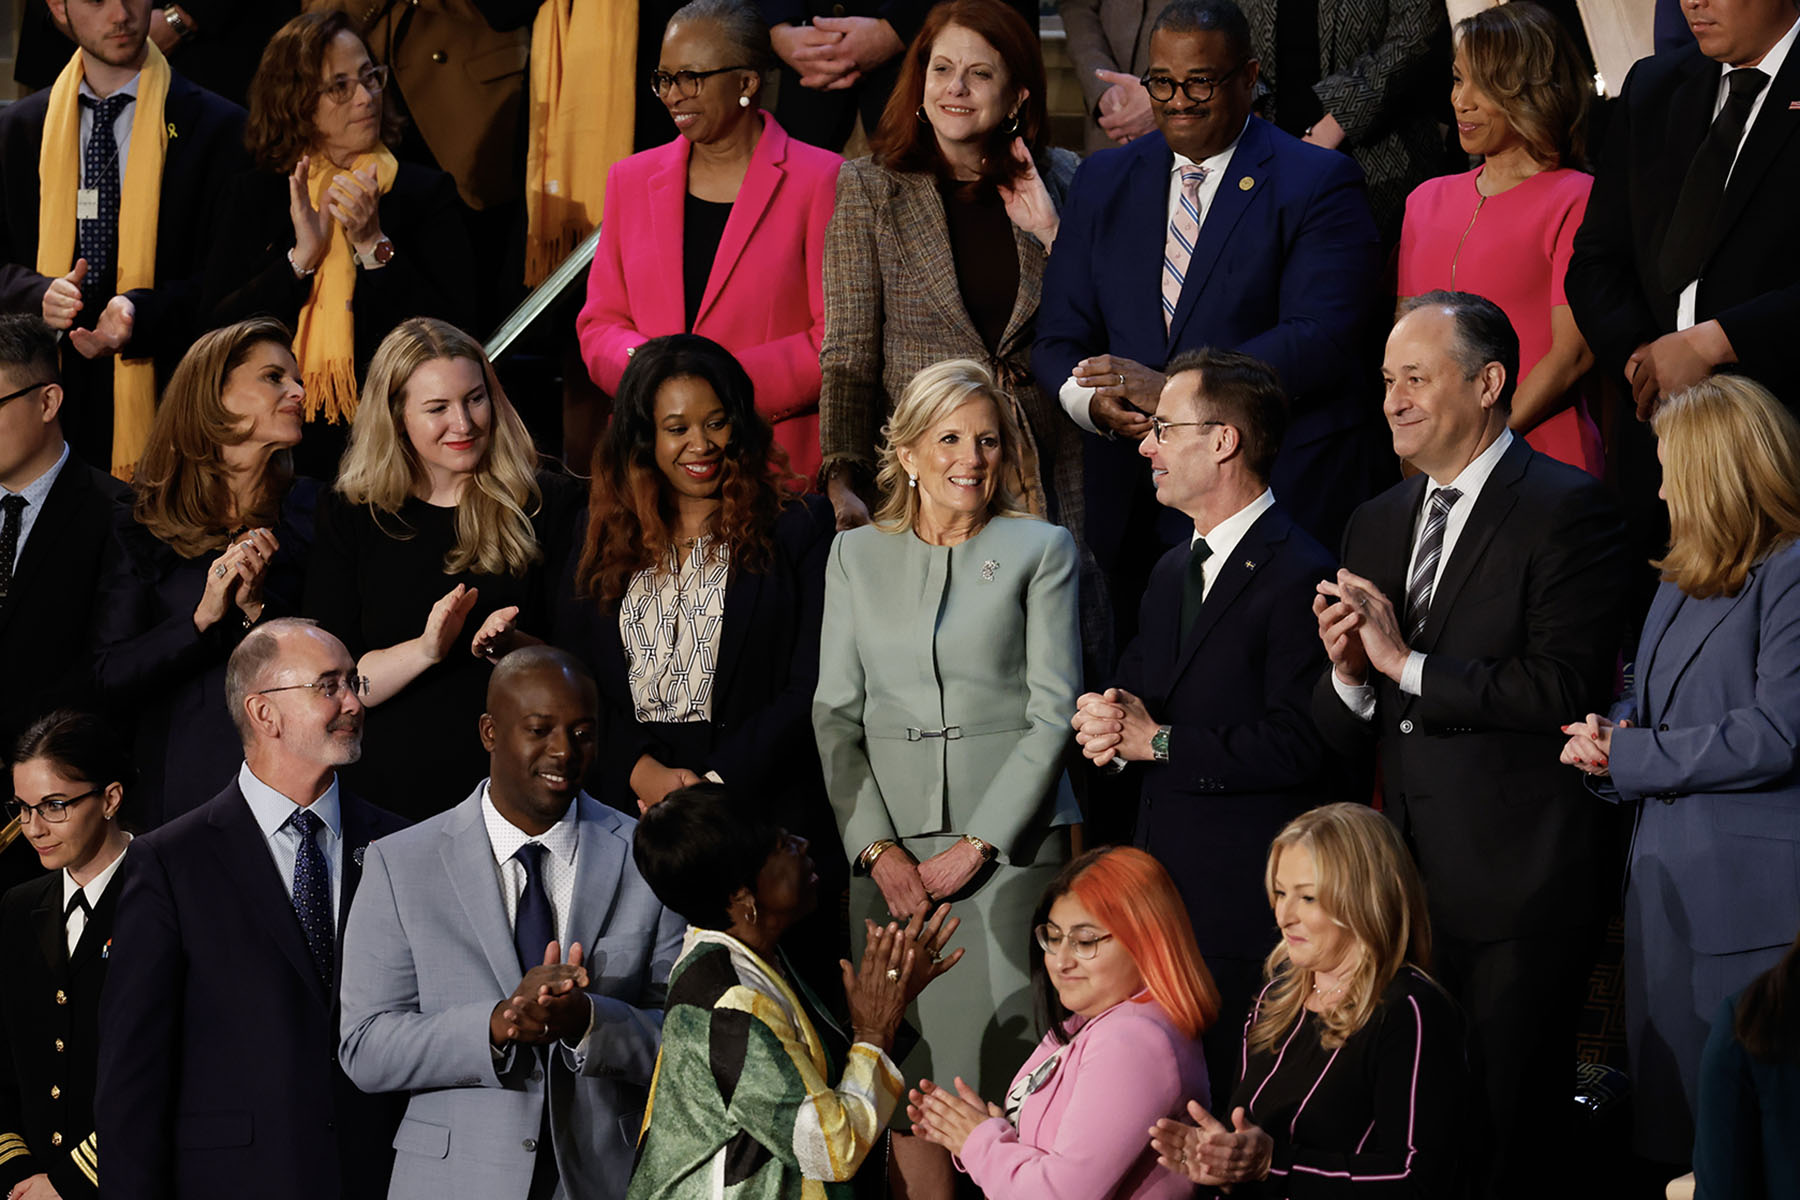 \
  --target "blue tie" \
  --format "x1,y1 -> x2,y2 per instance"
288,809 -> 334,984
76,92 -> 131,306
513,843 -> 555,972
